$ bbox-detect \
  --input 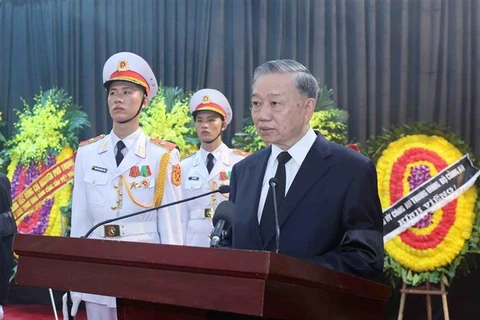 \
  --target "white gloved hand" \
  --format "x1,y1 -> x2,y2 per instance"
62,291 -> 81,319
